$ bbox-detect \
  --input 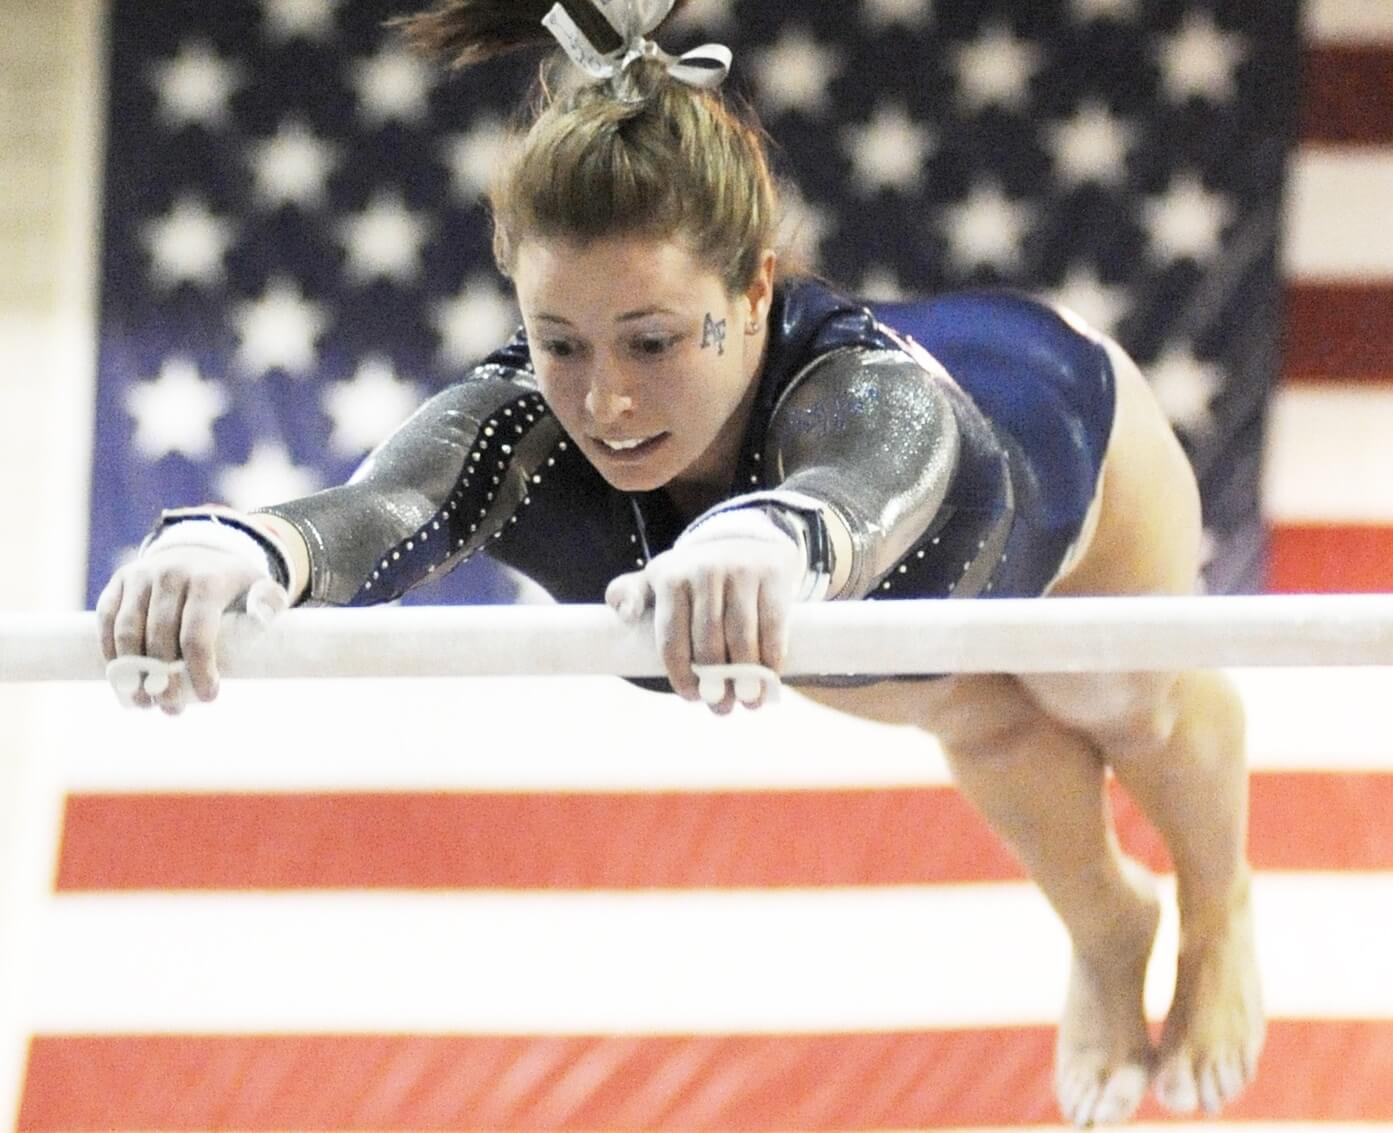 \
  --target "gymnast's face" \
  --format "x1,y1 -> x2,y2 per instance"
513,235 -> 774,506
